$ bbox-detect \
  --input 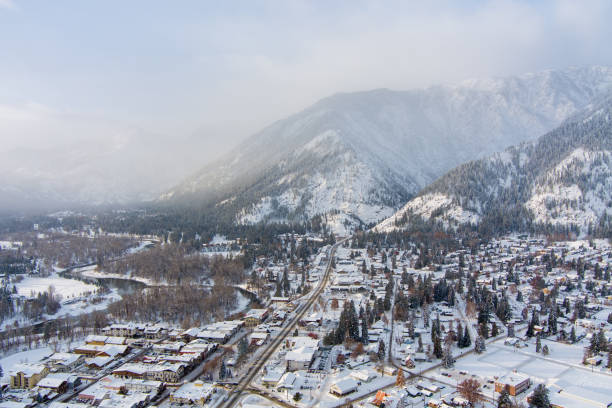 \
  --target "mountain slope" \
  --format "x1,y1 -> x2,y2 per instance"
165,66 -> 612,230
376,92 -> 612,236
